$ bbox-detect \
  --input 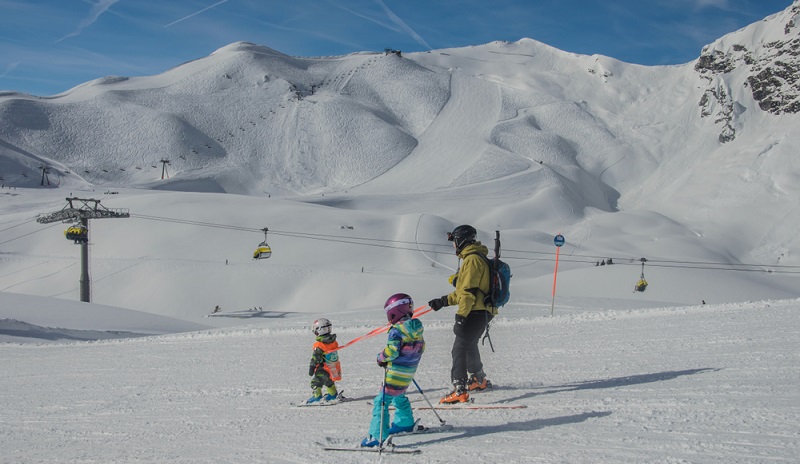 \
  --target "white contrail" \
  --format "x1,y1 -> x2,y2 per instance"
694,0 -> 730,8
373,0 -> 432,50
164,0 -> 231,28
0,62 -> 20,78
56,0 -> 120,42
